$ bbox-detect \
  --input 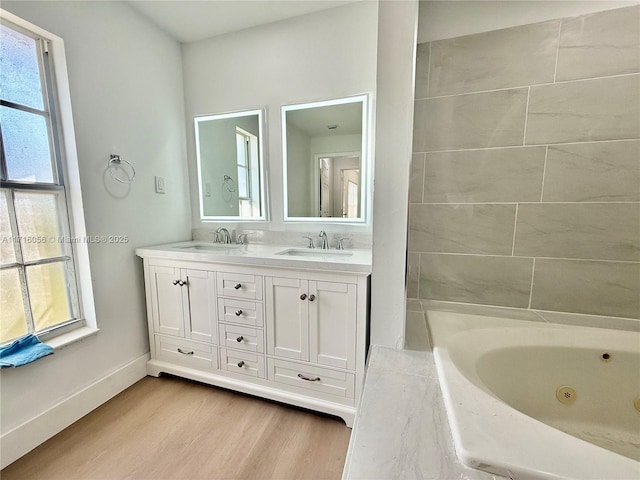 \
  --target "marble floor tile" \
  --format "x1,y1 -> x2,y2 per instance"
344,347 -> 495,480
